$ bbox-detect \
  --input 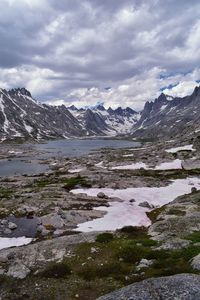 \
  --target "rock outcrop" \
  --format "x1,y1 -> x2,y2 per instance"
97,274 -> 200,300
